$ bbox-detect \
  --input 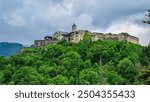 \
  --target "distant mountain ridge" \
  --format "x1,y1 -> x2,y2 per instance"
0,42 -> 23,57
